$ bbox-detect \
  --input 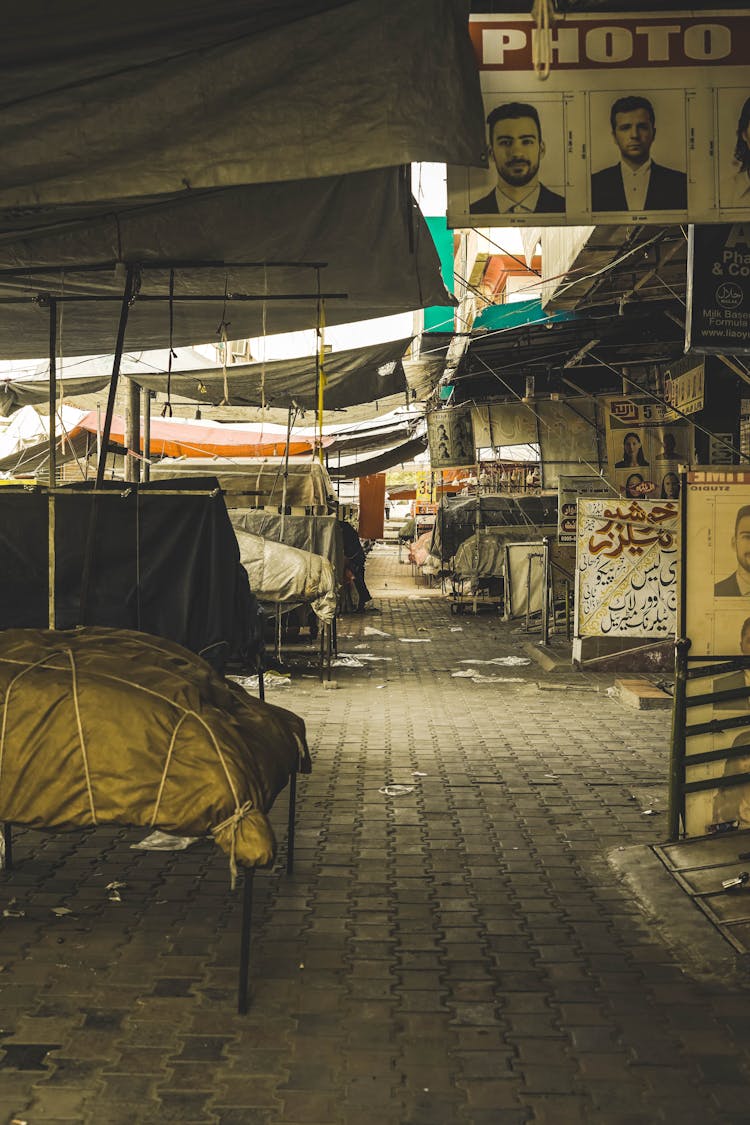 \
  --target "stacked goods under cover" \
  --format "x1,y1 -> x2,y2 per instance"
0,628 -> 310,879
